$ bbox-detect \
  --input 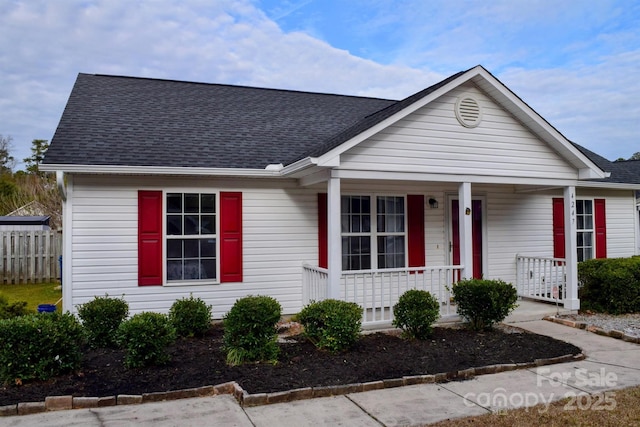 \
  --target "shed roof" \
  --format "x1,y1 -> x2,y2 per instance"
0,216 -> 51,225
